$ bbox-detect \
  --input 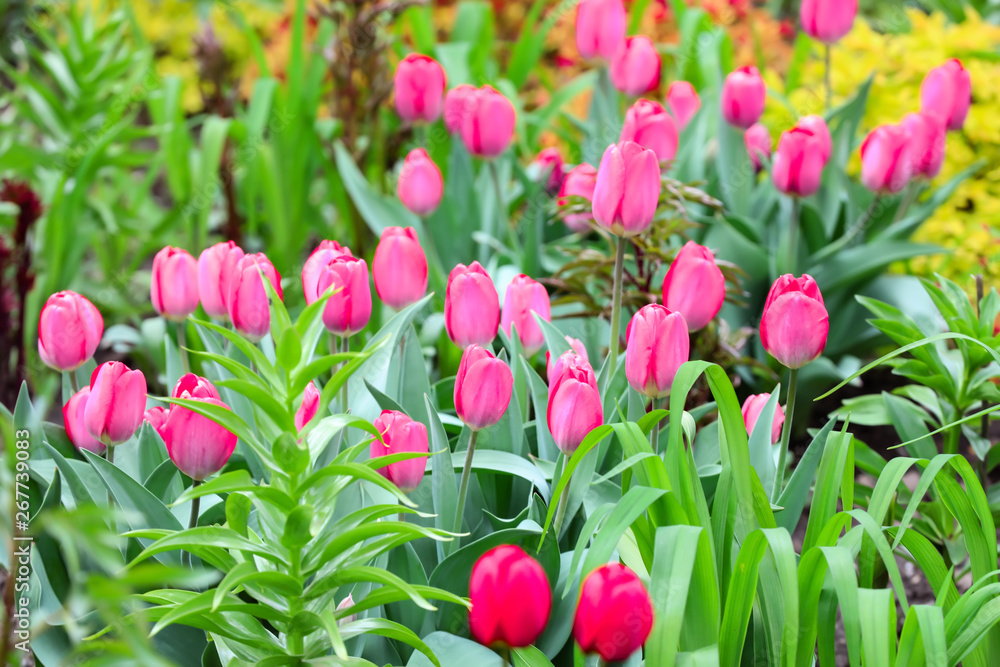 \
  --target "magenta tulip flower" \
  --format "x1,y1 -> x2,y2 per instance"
318,256 -> 372,337
592,141 -> 662,237
558,164 -> 599,233
461,86 -> 516,159
302,240 -> 353,305
151,246 -> 199,321
573,564 -> 654,662
227,253 -> 283,342
371,410 -> 429,493
445,262 -> 500,349
548,355 -> 603,454
760,274 -> 829,369
800,0 -> 857,44
84,361 -> 147,446
501,274 -> 551,357
742,393 -> 785,444
795,115 -> 832,164
454,344 -> 513,431
661,241 -> 725,331
143,406 -> 169,441
397,148 -> 443,217
197,240 -> 244,320
444,84 -> 477,135
295,381 -> 321,432
609,36 -> 661,97
63,387 -> 105,454
163,397 -> 238,481
546,338 -> 589,385
902,112 -> 946,180
620,99 -> 679,164
393,53 -> 446,124
920,59 -> 971,131
625,304 -> 689,399
772,127 -> 827,197
666,81 -> 701,129
532,147 -> 565,194
860,124 -> 913,194
745,123 -> 772,172
721,66 -> 766,129
37,290 -> 104,372
172,373 -> 221,401
575,0 -> 626,60
469,545 -> 552,648
372,226 -> 428,310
